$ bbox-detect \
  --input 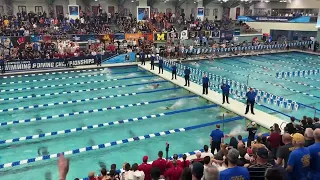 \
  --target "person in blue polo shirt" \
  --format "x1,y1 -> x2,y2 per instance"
158,56 -> 163,74
0,56 -> 5,74
221,83 -> 230,104
184,67 -> 190,87
150,55 -> 155,70
308,129 -> 320,180
202,74 -> 209,95
210,124 -> 224,154
171,64 -> 177,80
245,88 -> 257,115
287,133 -> 311,180
140,51 -> 145,65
